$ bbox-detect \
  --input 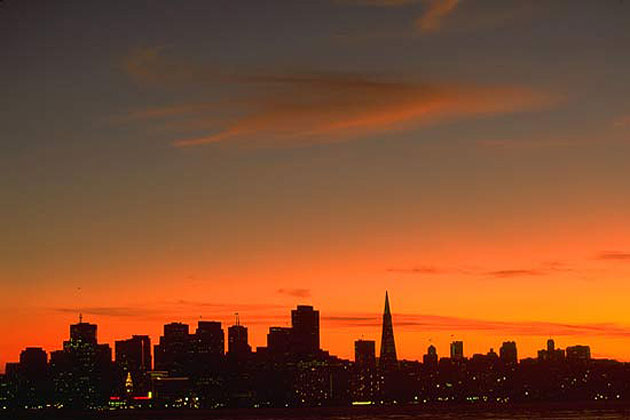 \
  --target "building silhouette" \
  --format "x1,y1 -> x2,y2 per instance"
1,294 -> 624,410
566,345 -> 591,363
14,347 -> 49,407
423,344 -> 438,369
154,322 -> 190,377
500,341 -> 518,365
538,338 -> 565,363
50,319 -> 113,408
193,321 -> 225,362
291,305 -> 320,356
379,291 -> 398,370
450,340 -> 464,361
70,321 -> 97,344
354,340 -> 376,369
115,335 -> 151,396
227,315 -> 251,358
266,327 -> 292,358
